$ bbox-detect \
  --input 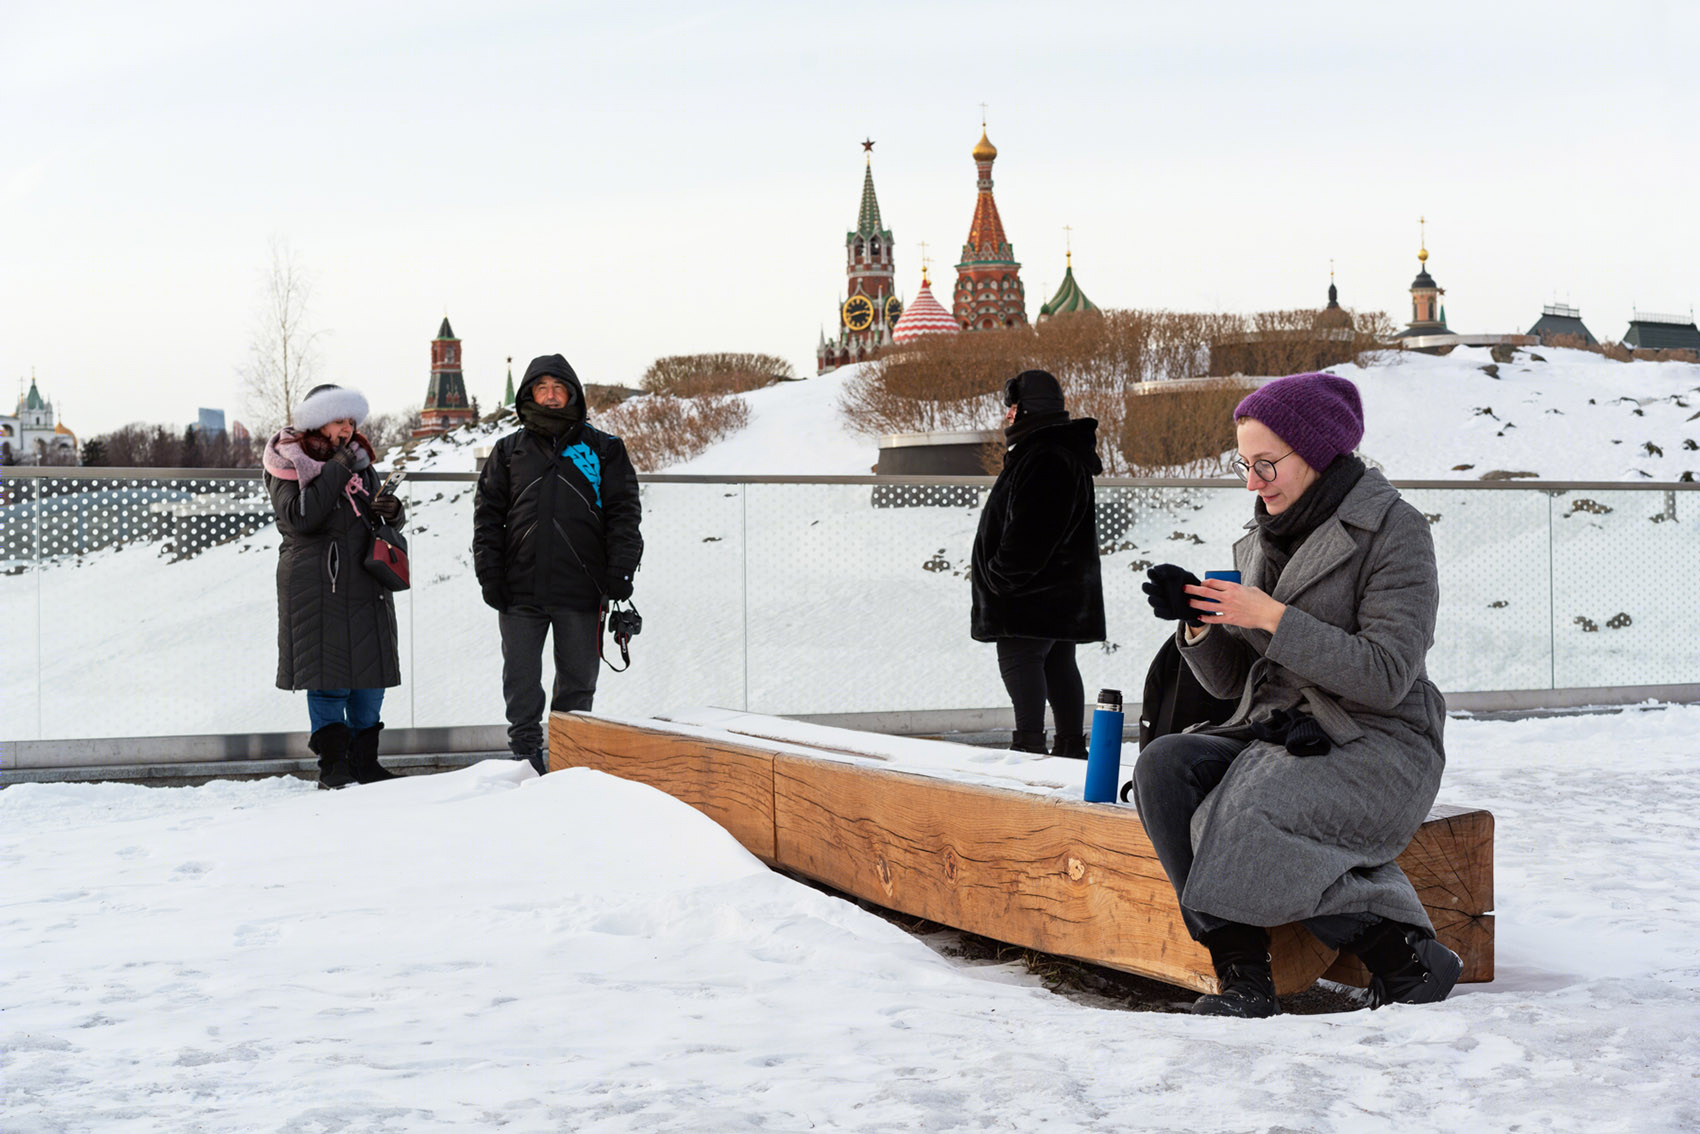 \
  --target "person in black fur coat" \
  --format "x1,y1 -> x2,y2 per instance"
970,369 -> 1106,757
